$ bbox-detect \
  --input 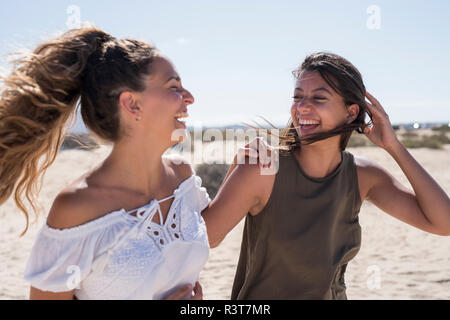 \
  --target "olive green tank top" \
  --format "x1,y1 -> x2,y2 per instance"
231,150 -> 362,300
